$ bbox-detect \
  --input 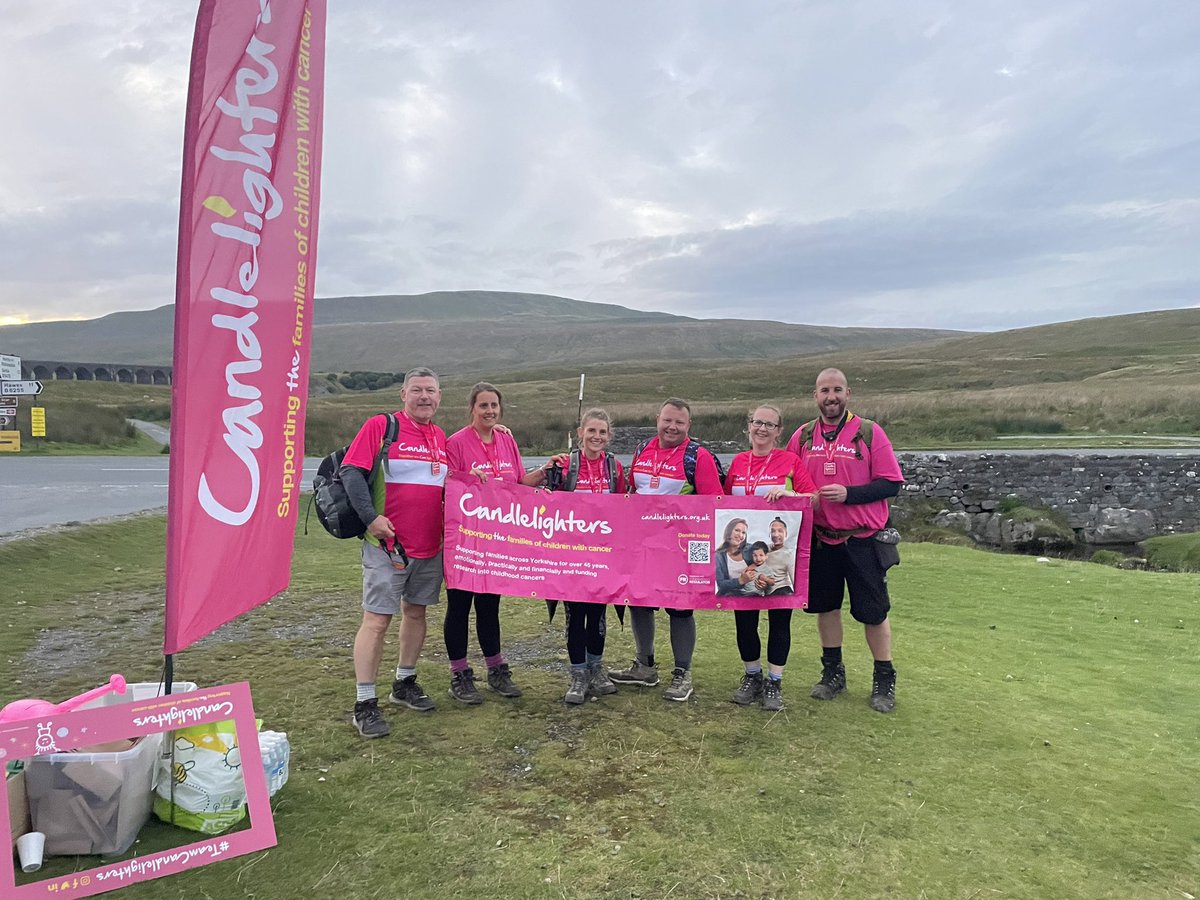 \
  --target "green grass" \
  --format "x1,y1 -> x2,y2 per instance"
16,303 -> 1200,455
1,514 -> 1198,898
1142,532 -> 1200,572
